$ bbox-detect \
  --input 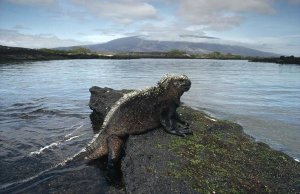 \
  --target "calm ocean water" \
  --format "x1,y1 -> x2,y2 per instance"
0,59 -> 299,193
